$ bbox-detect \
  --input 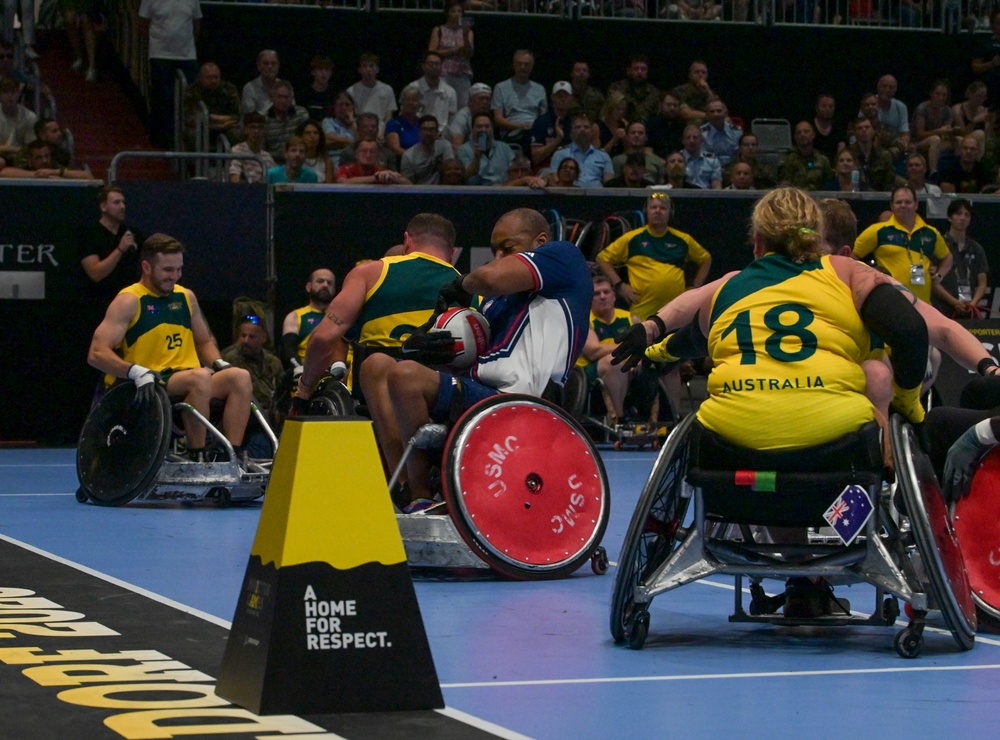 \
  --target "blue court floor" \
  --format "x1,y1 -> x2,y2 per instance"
3,446 -> 1000,739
